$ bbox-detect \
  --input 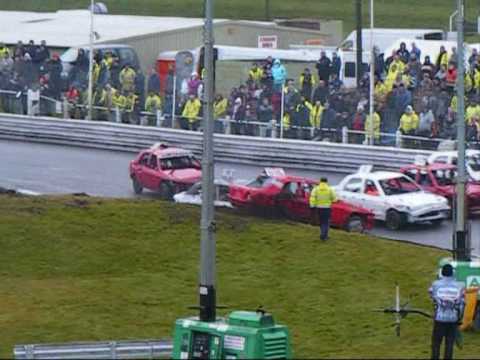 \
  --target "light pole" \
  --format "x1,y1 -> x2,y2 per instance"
87,0 -> 95,121
368,0 -> 374,145
199,0 -> 217,322
454,0 -> 469,261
